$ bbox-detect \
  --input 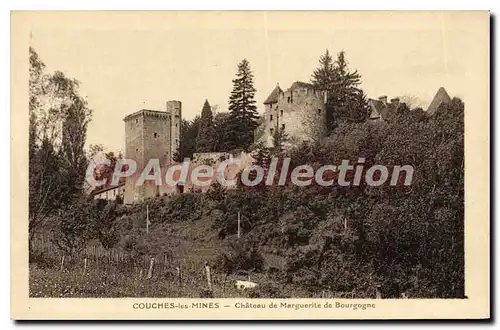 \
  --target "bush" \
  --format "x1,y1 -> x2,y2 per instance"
215,240 -> 264,274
